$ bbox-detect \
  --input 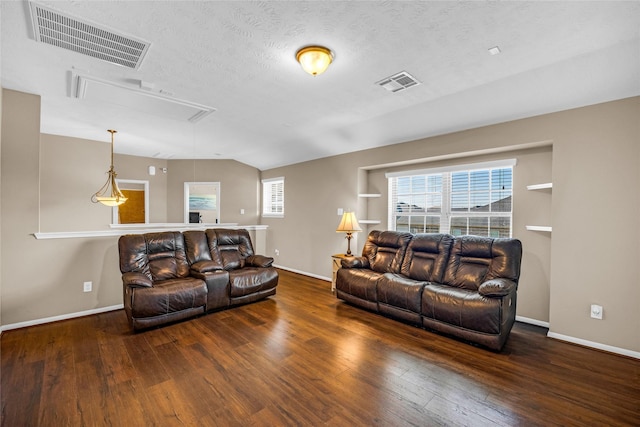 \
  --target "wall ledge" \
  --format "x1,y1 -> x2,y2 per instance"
33,224 -> 268,240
